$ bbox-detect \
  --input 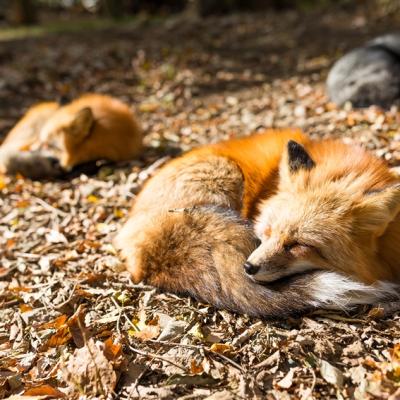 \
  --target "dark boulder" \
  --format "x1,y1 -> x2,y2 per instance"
327,34 -> 400,108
